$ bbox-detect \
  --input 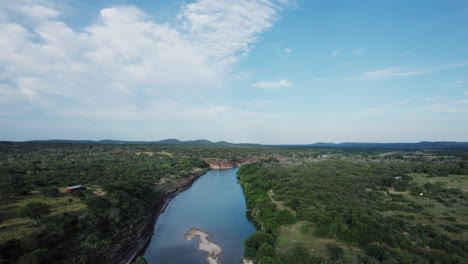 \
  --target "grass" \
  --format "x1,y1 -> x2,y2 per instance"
135,151 -> 173,157
0,190 -> 86,241
269,172 -> 467,261
268,189 -> 292,212
409,173 -> 468,191
268,191 -> 362,262
275,221 -> 361,263
384,173 -> 468,241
